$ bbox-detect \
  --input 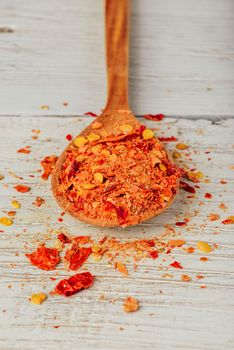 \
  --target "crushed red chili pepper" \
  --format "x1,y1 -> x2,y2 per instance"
41,155 -> 58,180
56,125 -> 180,226
26,246 -> 60,271
66,134 -> 73,141
84,112 -> 97,117
57,233 -> 71,244
55,272 -> 94,297
17,148 -> 31,154
180,181 -> 196,194
65,244 -> 92,270
143,114 -> 164,121
170,261 -> 183,269
14,184 -> 30,193
158,136 -> 178,142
